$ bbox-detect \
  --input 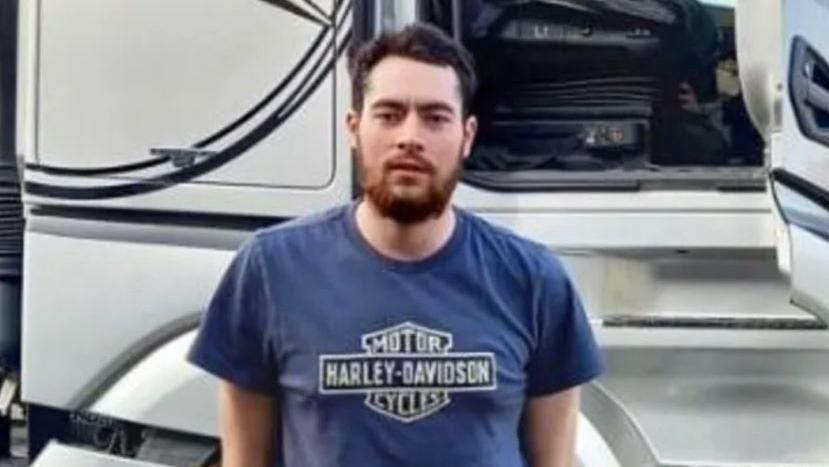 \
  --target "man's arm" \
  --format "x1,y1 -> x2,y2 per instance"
219,381 -> 276,467
523,387 -> 580,467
